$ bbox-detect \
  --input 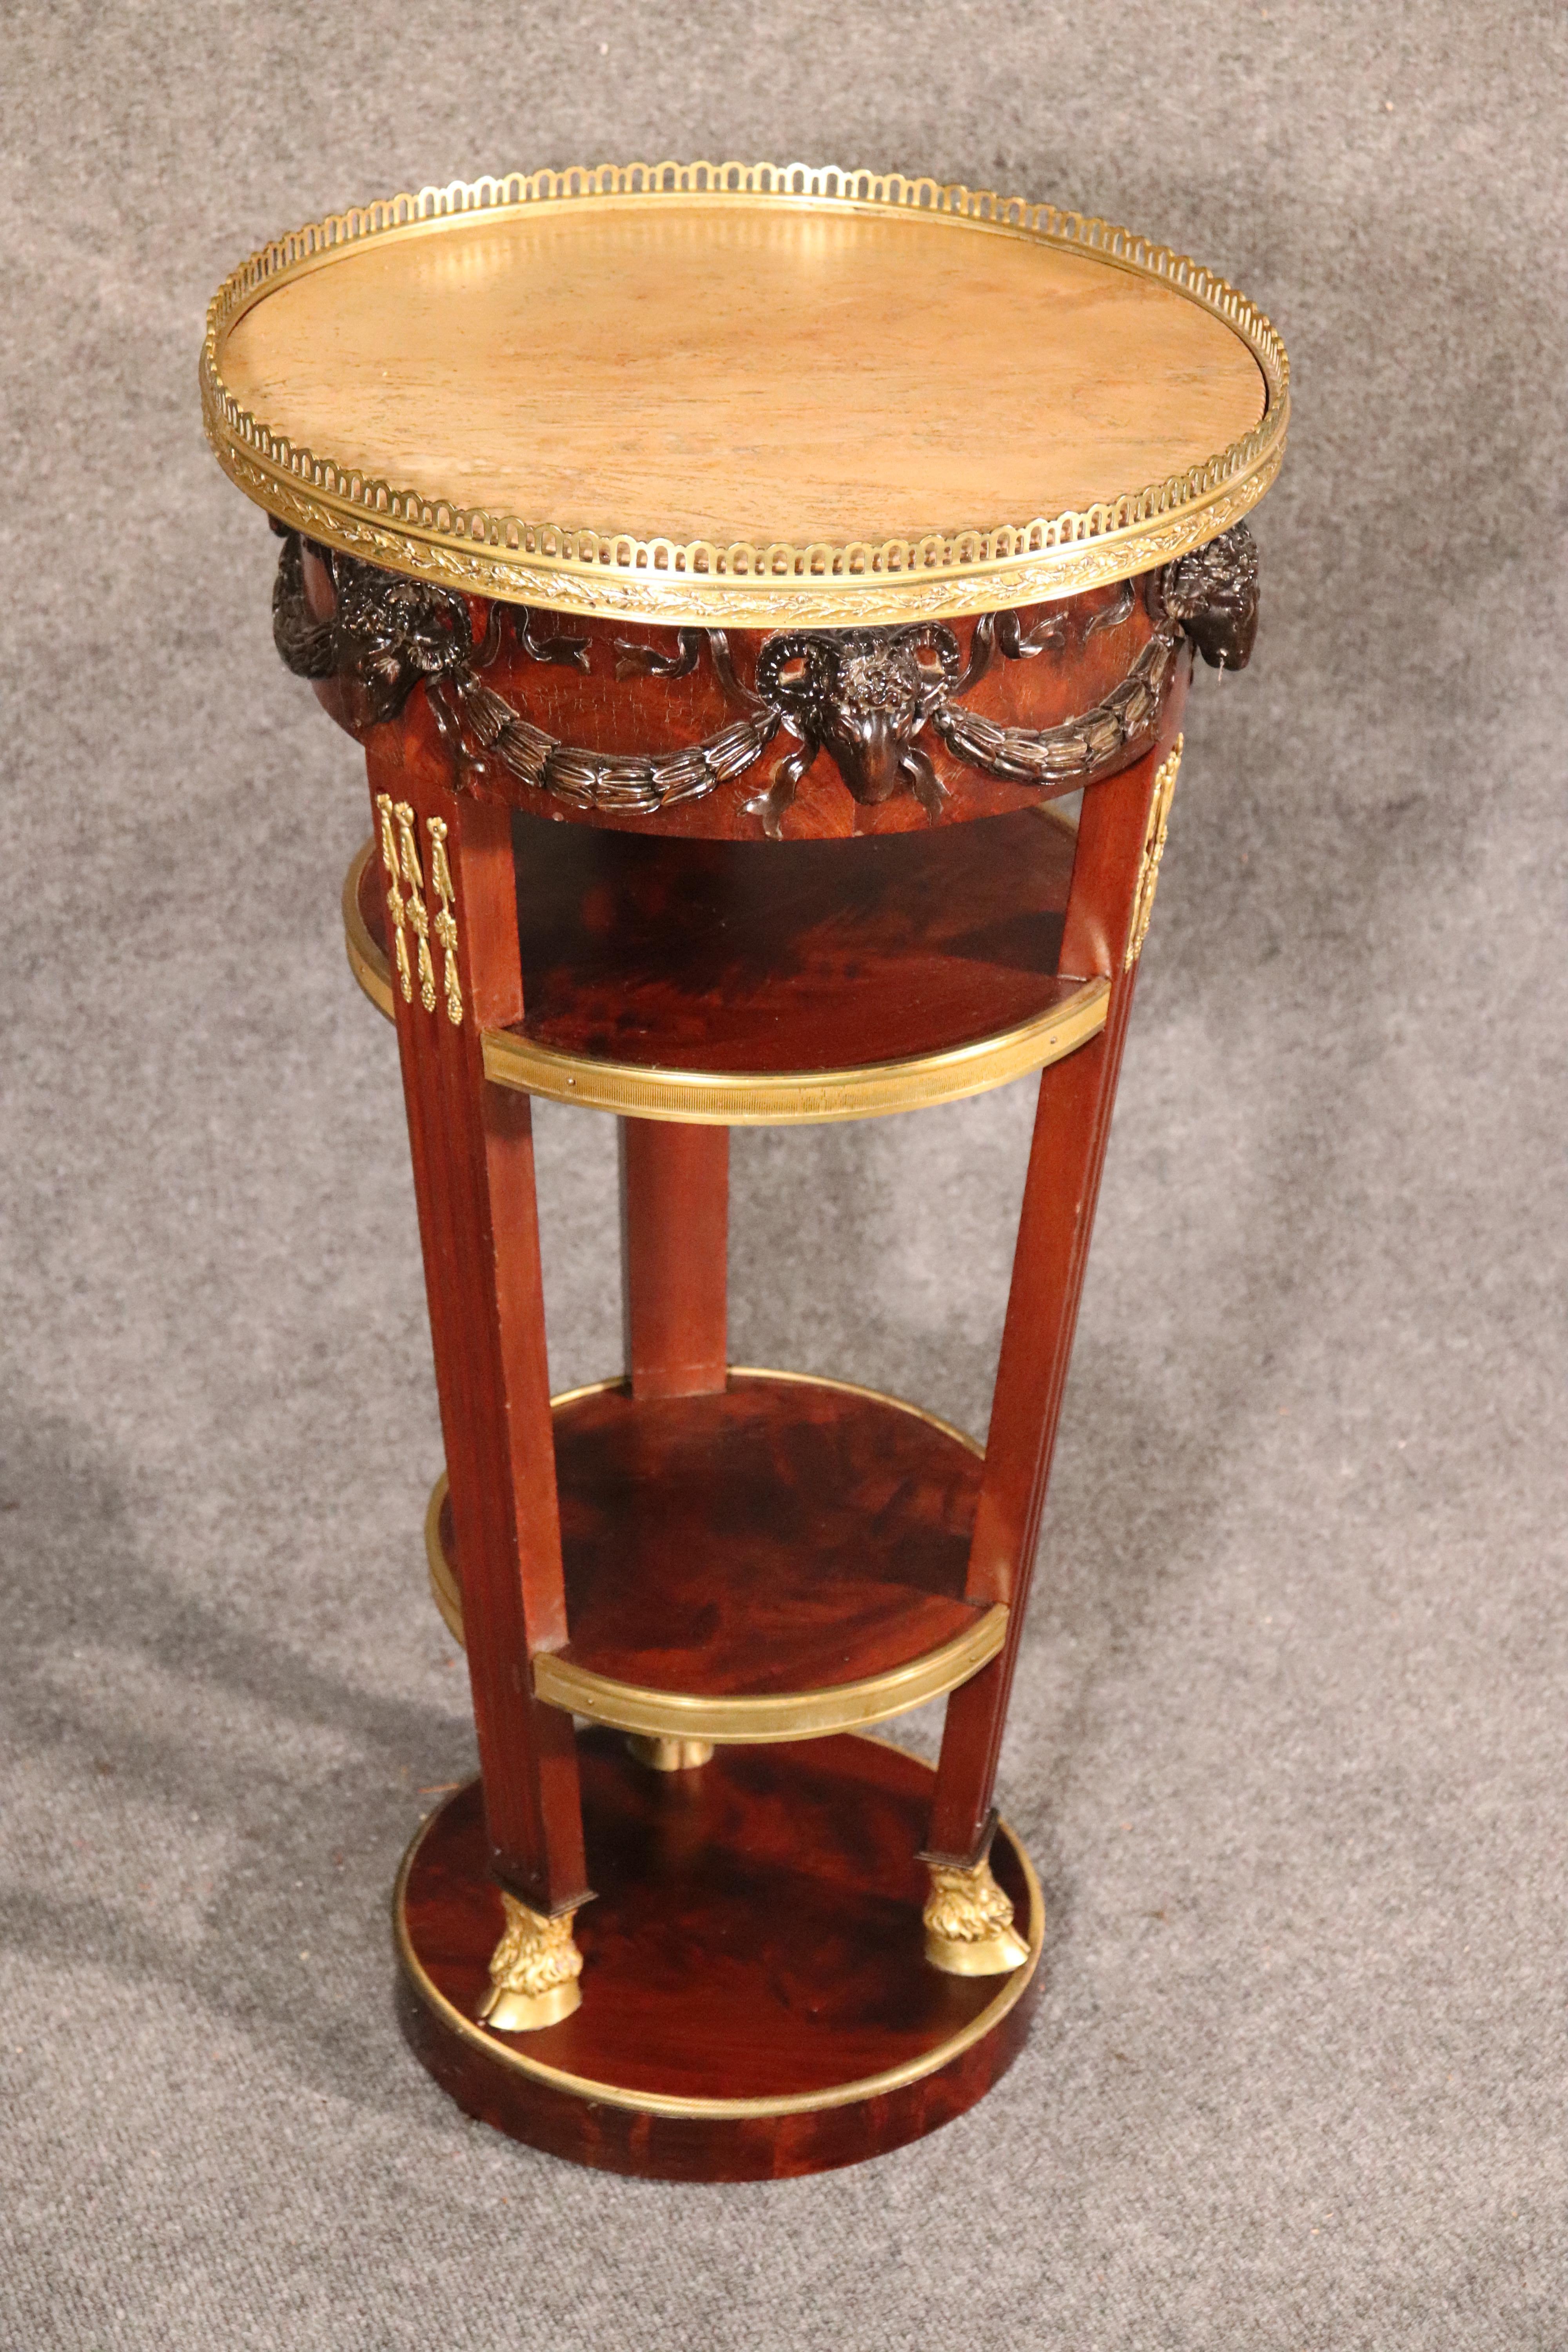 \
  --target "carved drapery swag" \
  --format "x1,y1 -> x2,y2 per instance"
272,521 -> 1258,830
